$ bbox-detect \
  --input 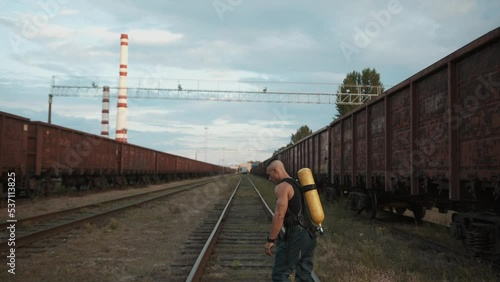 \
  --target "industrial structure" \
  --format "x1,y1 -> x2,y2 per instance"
115,34 -> 129,143
46,33 -> 384,143
50,80 -> 381,105
100,86 -> 110,137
